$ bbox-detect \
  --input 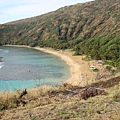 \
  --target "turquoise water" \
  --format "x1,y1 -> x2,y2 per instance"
0,46 -> 70,91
